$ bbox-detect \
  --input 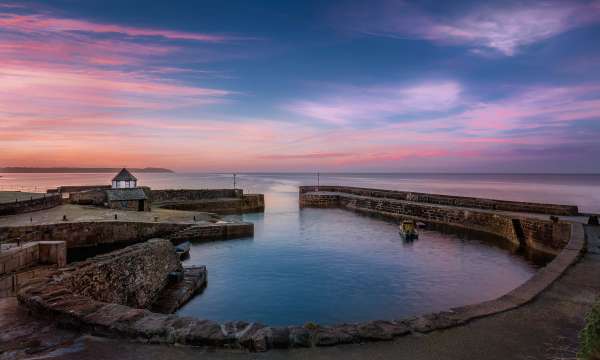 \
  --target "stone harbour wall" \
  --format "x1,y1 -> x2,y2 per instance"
0,194 -> 62,216
69,189 -> 107,206
299,186 -> 579,216
47,185 -> 111,194
0,241 -> 67,298
160,194 -> 265,214
299,187 -> 572,255
0,221 -> 189,249
61,239 -> 181,308
0,221 -> 253,250
151,189 -> 243,202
